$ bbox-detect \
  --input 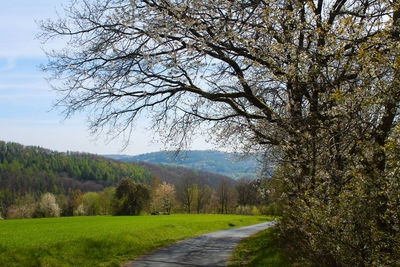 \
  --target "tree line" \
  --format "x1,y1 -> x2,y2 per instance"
0,141 -> 268,219
2,175 -> 269,219
0,141 -> 241,217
